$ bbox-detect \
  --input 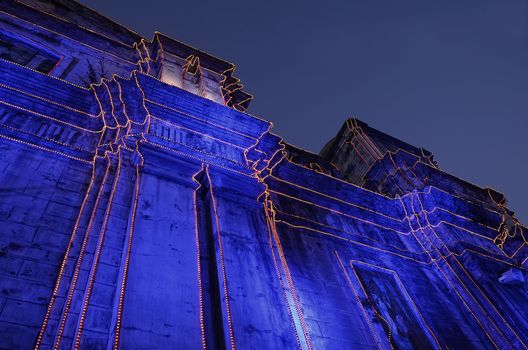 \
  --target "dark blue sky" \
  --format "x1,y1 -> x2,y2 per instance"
82,0 -> 527,222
